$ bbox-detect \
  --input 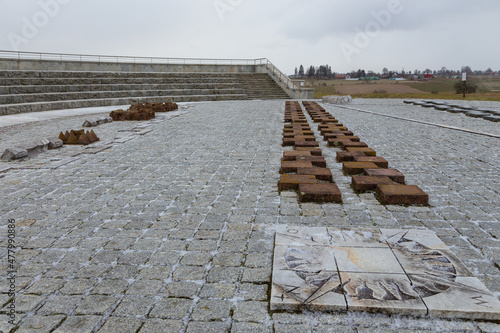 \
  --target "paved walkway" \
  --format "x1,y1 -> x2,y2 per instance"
0,105 -> 131,129
0,99 -> 499,332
